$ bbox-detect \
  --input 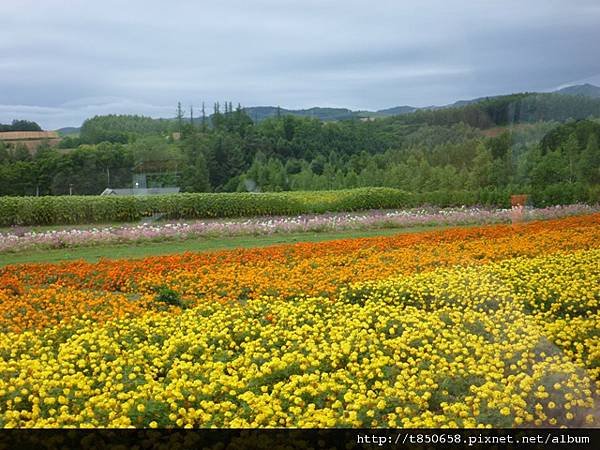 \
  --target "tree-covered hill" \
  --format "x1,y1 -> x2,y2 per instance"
388,93 -> 600,128
1,87 -> 600,206
46,83 -> 600,133
555,83 -> 600,98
